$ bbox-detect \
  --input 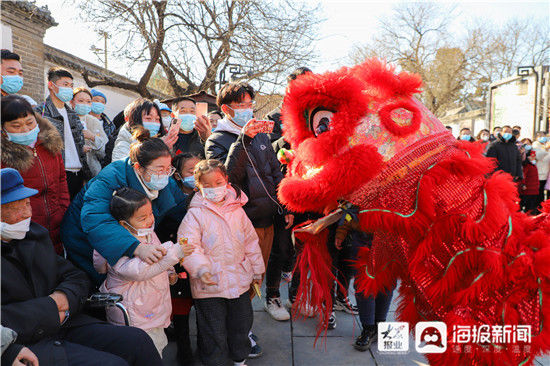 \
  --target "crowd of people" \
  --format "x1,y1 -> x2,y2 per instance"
450,124 -> 550,214
1,47 -> 549,366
